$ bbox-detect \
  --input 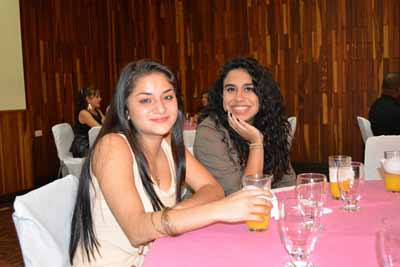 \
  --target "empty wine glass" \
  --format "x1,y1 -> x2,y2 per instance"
278,198 -> 319,267
337,161 -> 365,212
379,216 -> 400,267
296,173 -> 327,229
